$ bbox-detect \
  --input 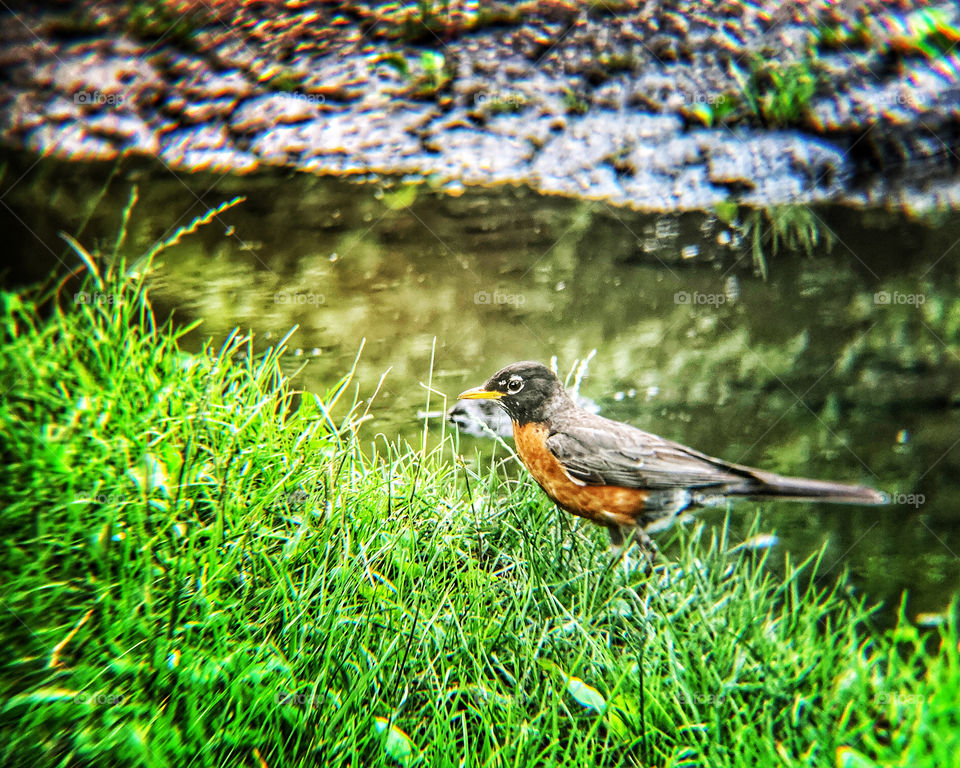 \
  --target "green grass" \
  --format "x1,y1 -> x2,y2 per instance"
714,202 -> 835,280
682,56 -> 821,130
733,56 -> 821,128
371,50 -> 452,101
563,87 -> 591,116
1,222 -> 959,766
817,7 -> 960,60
